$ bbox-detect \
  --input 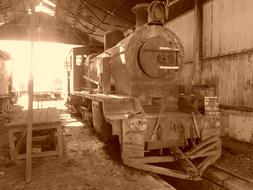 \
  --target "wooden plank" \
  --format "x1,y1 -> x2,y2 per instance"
6,111 -> 25,127
26,73 -> 33,183
124,160 -> 195,180
202,0 -> 212,57
233,0 -> 239,52
32,135 -> 52,141
230,58 -> 236,106
8,123 -> 60,132
246,0 -> 253,49
165,10 -> 194,61
26,1 -> 36,180
182,10 -> 194,61
225,58 -> 232,105
193,0 -> 202,84
7,108 -> 60,129
221,0 -> 234,54
8,129 -> 15,160
129,156 -> 175,164
245,54 -> 253,107
243,55 -> 247,107
16,151 -> 58,160
236,55 -> 244,106
211,0 -> 221,56
213,59 -> 219,90
220,59 -> 225,105
244,54 -> 253,107
56,125 -> 63,158
238,0 -> 247,51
